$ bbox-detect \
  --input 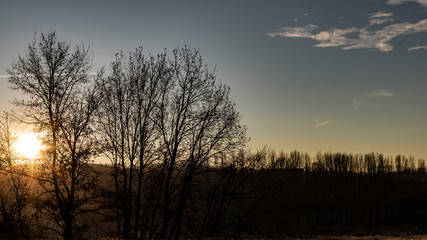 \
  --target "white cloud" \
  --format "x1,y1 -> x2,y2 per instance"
267,25 -> 360,49
353,90 -> 395,110
370,12 -> 394,19
366,90 -> 395,97
267,19 -> 427,52
313,28 -> 359,48
387,0 -> 427,8
408,45 -> 427,51
267,1 -> 427,52
315,120 -> 333,128
267,24 -> 318,38
369,18 -> 392,26
369,12 -> 394,26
